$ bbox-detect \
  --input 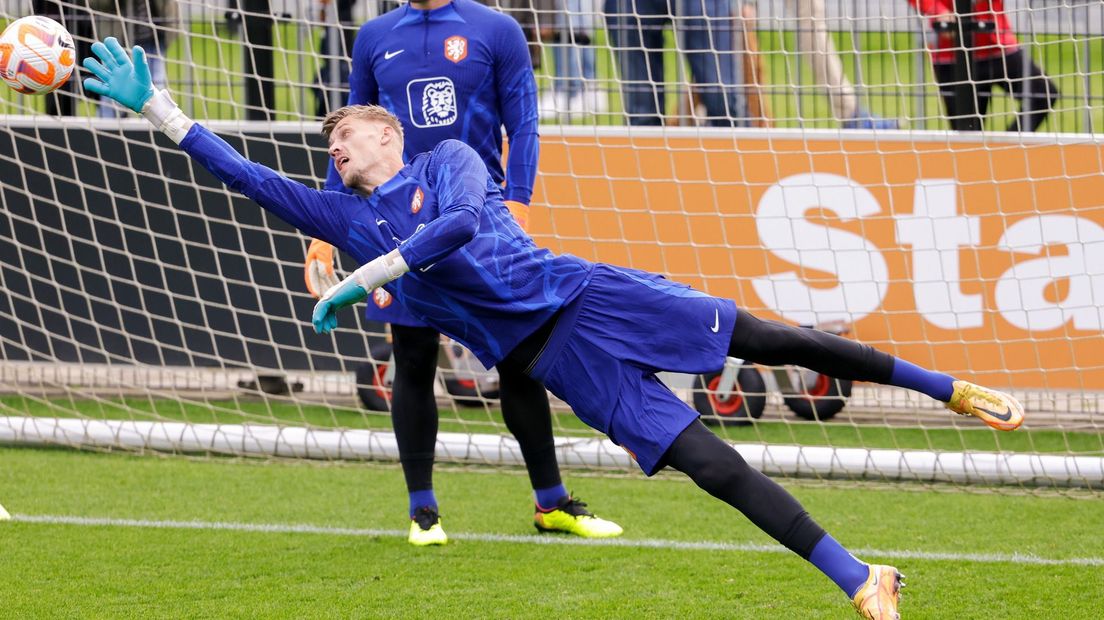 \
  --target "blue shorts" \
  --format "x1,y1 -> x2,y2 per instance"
529,264 -> 737,475
362,286 -> 426,328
